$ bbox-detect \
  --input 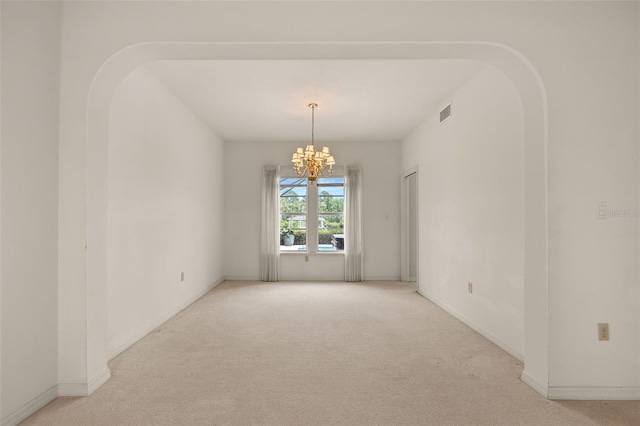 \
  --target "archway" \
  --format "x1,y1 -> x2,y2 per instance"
84,41 -> 548,396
